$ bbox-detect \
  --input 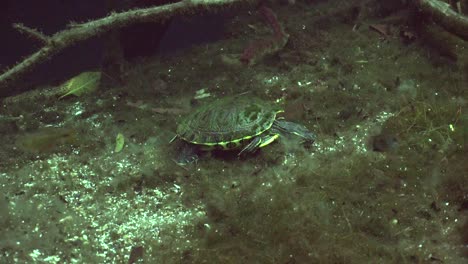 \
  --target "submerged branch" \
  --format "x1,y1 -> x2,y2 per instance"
416,0 -> 468,40
0,0 -> 253,91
